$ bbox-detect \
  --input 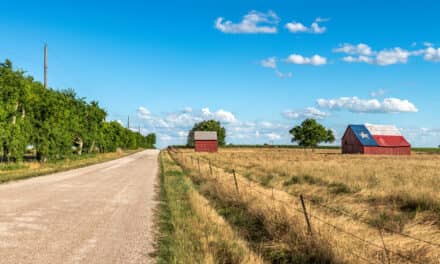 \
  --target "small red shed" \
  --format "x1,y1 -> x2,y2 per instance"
194,131 -> 218,153
342,124 -> 411,155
